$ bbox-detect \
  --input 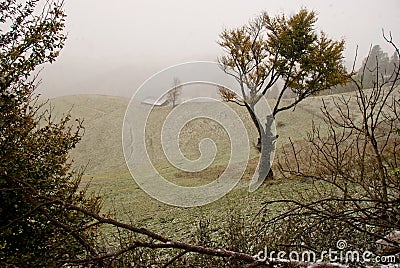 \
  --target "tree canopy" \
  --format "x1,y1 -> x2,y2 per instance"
358,44 -> 399,88
0,1 -> 101,265
219,8 -> 349,115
